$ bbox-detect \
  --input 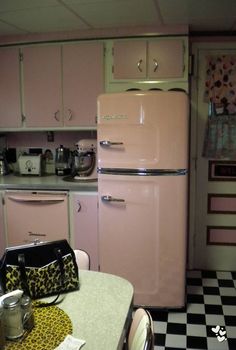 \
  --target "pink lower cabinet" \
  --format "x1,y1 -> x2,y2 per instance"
70,192 -> 98,271
4,191 -> 69,246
